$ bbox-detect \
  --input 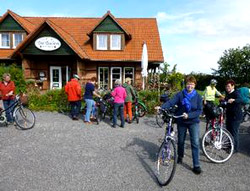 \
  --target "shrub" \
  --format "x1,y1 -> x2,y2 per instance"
0,63 -> 26,93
